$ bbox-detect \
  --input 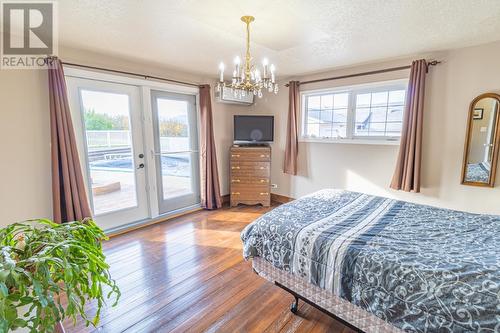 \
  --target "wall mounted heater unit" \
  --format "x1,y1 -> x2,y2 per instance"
215,86 -> 254,106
